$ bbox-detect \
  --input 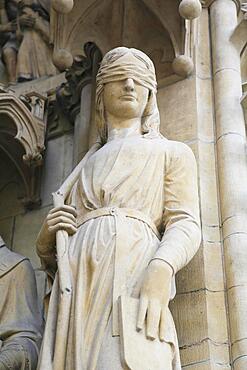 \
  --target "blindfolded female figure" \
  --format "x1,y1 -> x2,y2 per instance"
36,47 -> 201,370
